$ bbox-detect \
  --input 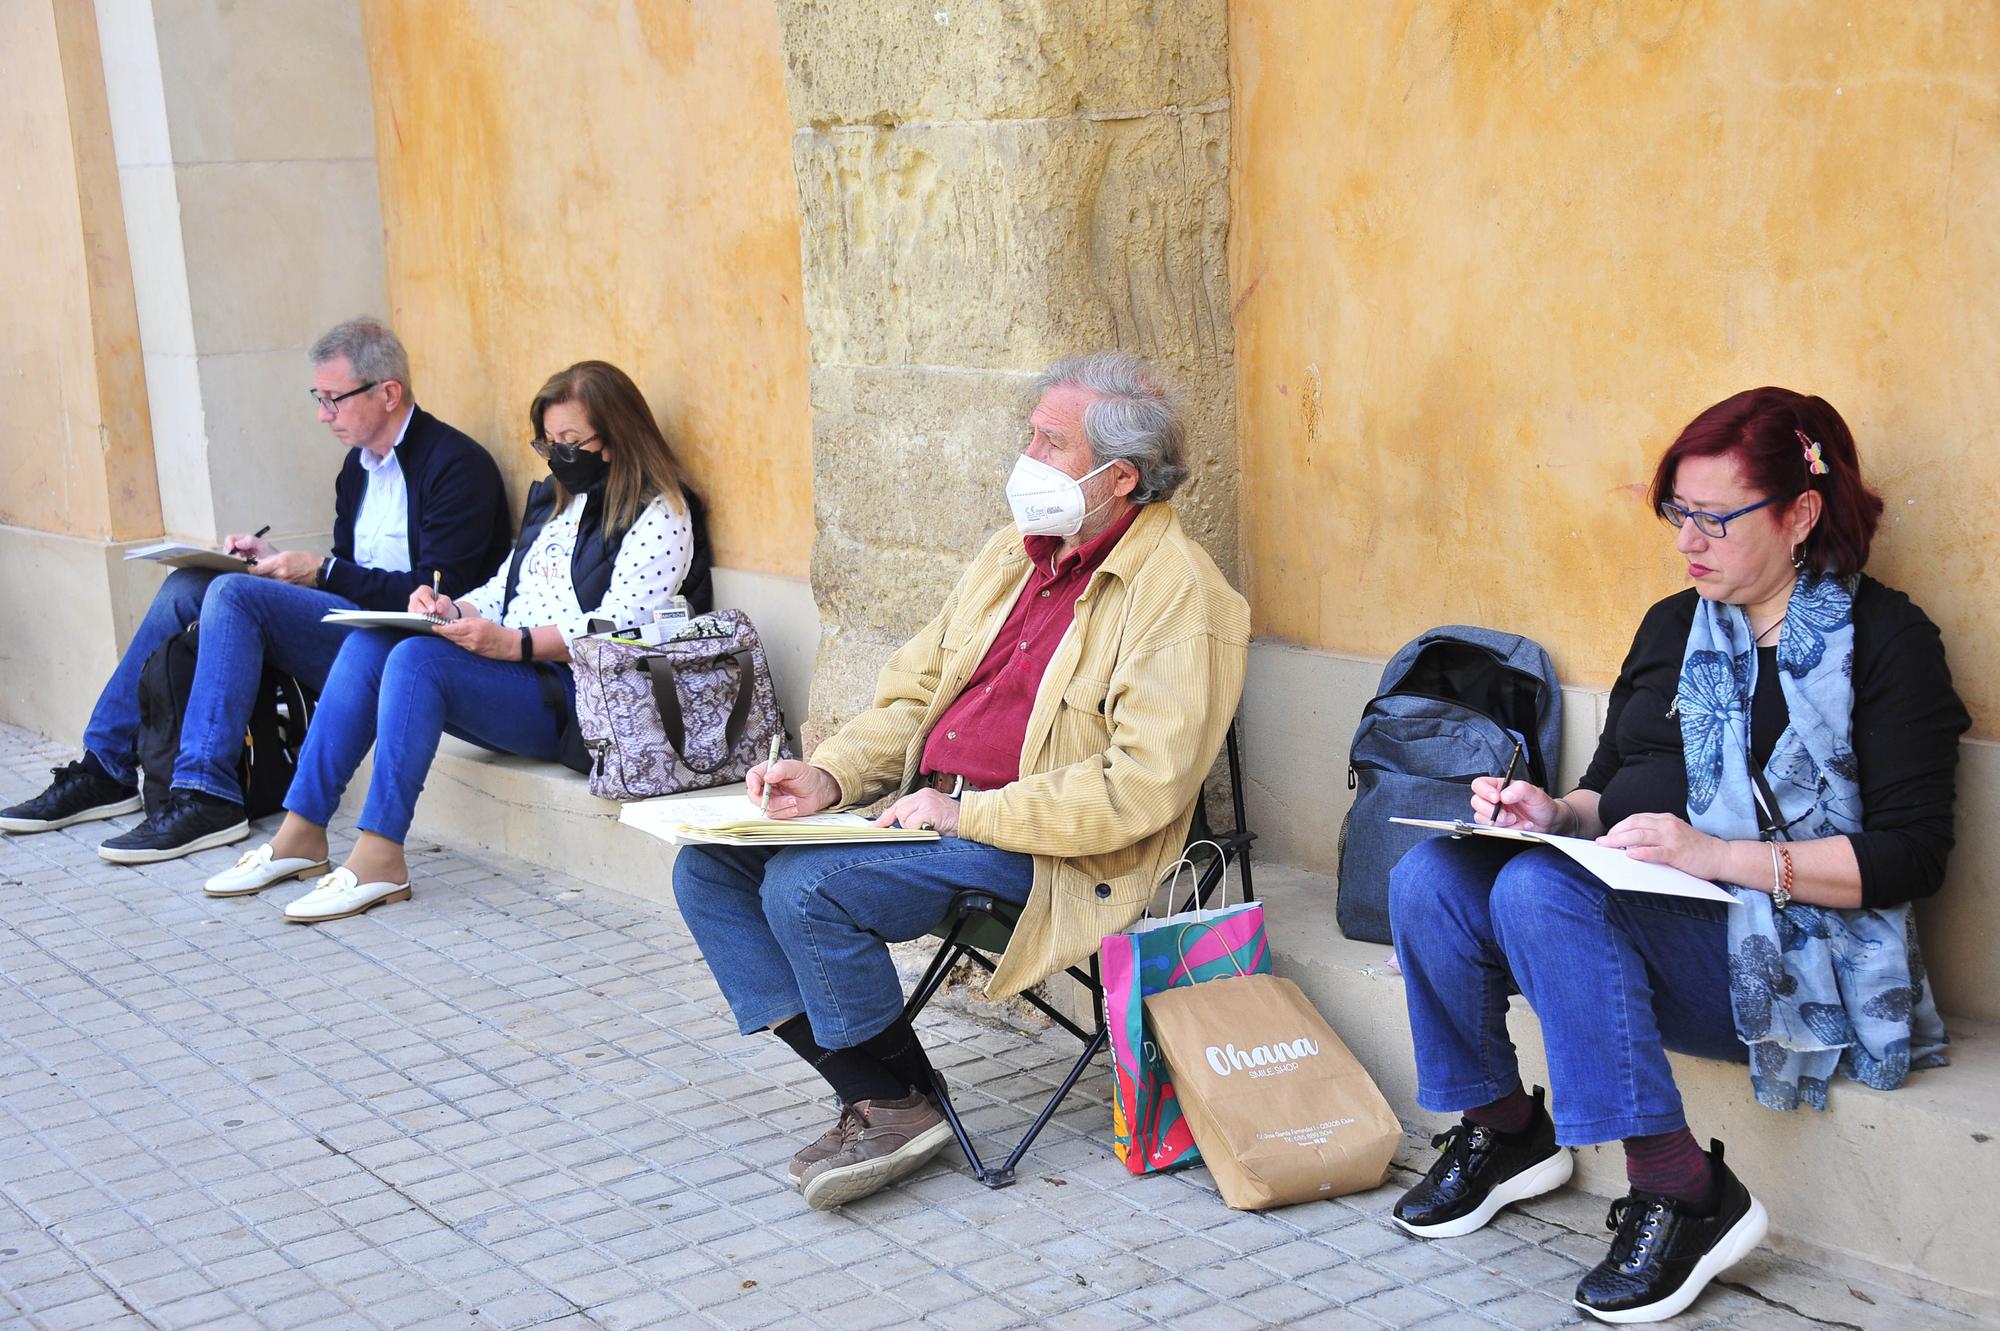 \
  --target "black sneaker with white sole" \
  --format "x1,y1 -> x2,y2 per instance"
1573,1139 -> 1767,1324
0,759 -> 142,834
1393,1086 -> 1574,1239
97,789 -> 248,864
